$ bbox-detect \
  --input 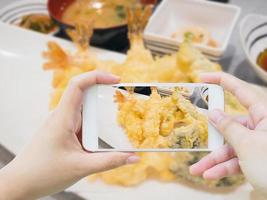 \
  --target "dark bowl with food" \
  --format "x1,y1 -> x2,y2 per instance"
47,0 -> 133,52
